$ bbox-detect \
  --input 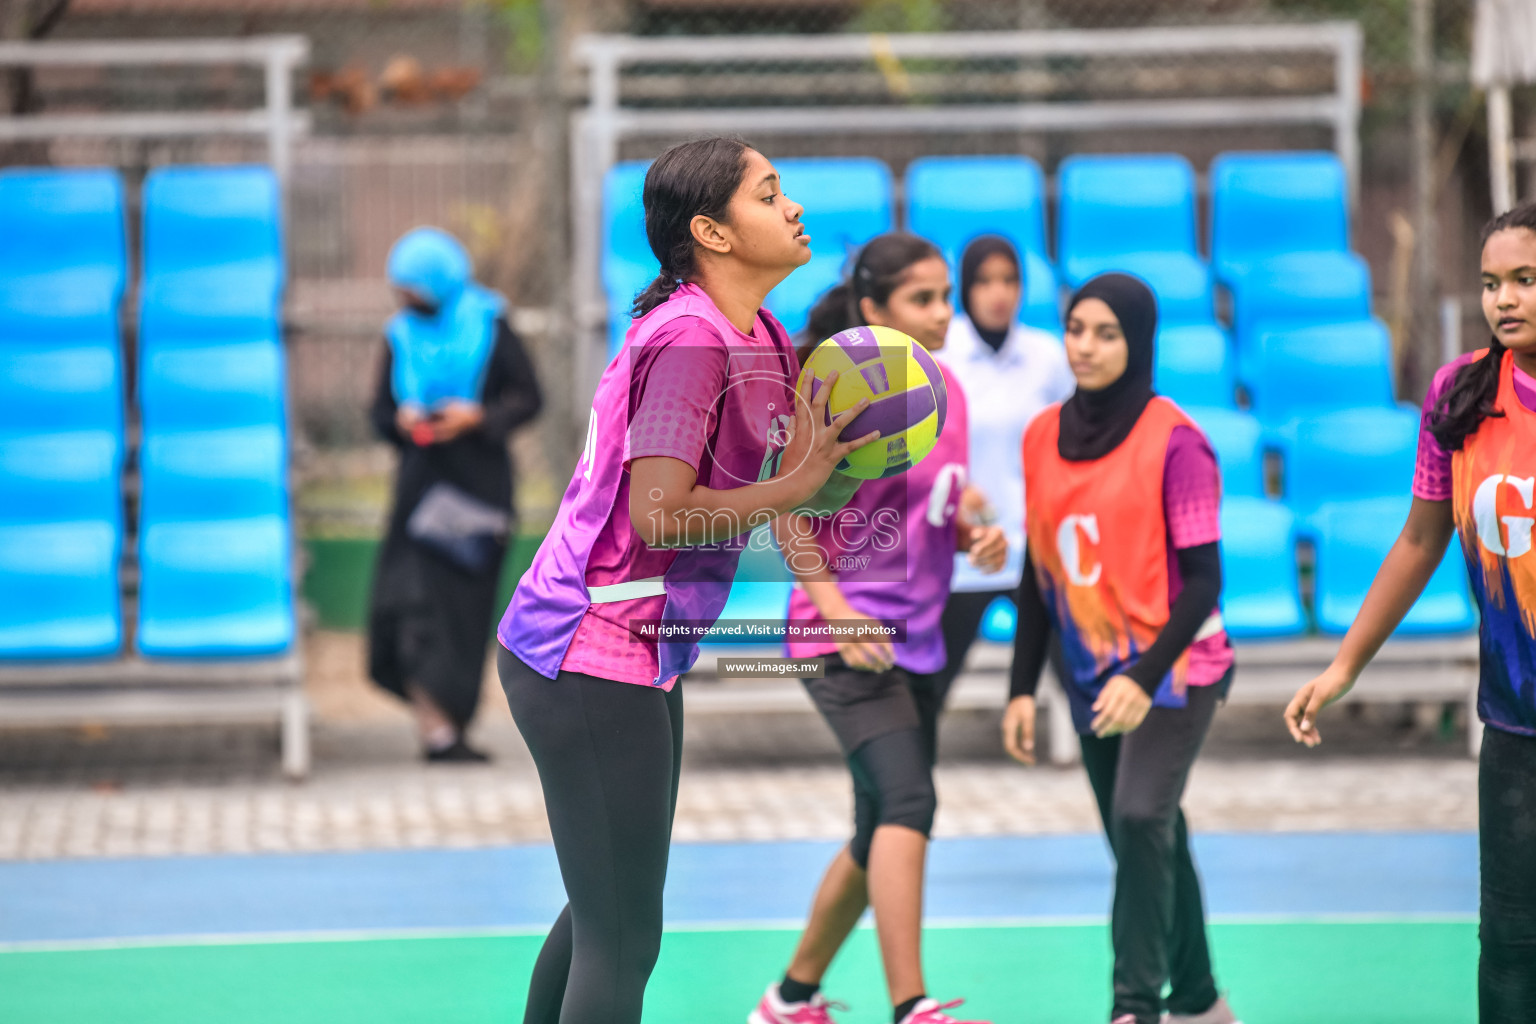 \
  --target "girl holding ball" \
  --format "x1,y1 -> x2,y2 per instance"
498,136 -> 878,1024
